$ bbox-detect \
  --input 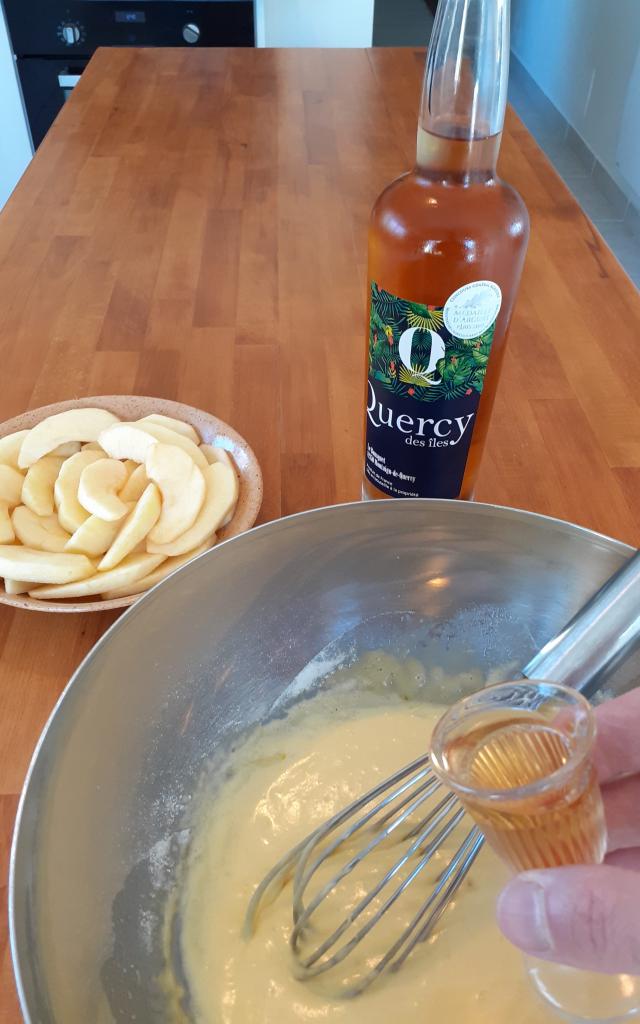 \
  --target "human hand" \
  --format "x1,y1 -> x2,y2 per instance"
496,686 -> 640,974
